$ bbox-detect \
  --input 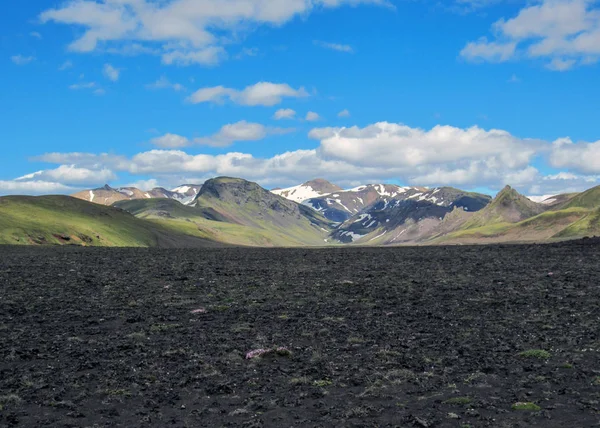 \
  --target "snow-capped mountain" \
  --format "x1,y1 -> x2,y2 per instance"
271,179 -> 343,203
303,184 -> 429,222
72,184 -> 202,206
171,185 -> 202,205
329,187 -> 492,243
